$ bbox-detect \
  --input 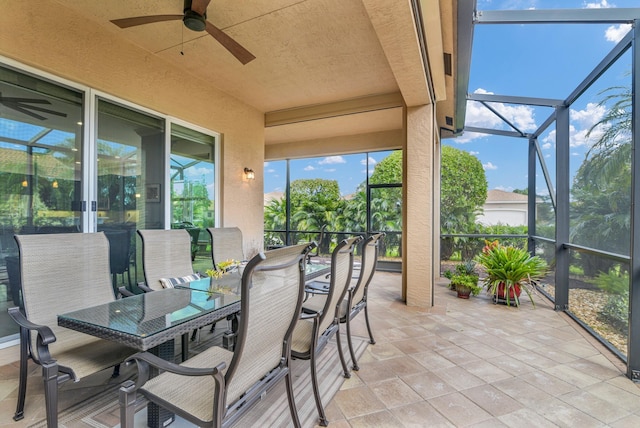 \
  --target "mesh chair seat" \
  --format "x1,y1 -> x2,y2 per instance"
143,347 -> 233,423
46,329 -> 133,380
291,318 -> 315,354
